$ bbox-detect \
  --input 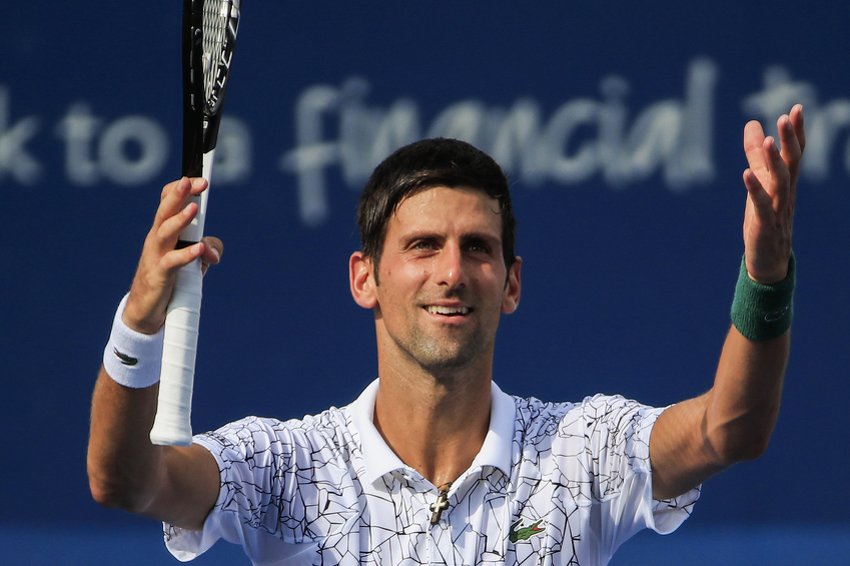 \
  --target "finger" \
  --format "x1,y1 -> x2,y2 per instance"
159,177 -> 208,201
188,176 -> 209,196
743,120 -> 769,184
764,135 -> 791,212
201,236 -> 223,264
154,177 -> 208,228
777,113 -> 803,184
743,167 -> 775,223
151,200 -> 200,252
154,177 -> 192,228
159,177 -> 182,201
199,237 -> 223,276
159,242 -> 205,275
790,104 -> 806,153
